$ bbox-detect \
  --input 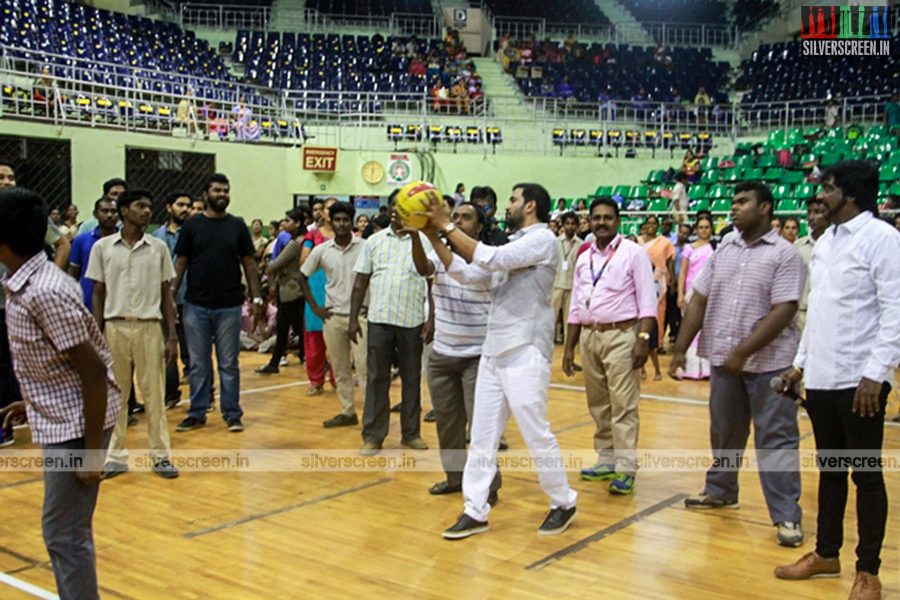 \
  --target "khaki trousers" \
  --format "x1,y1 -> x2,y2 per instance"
580,326 -> 641,476
323,314 -> 367,417
105,320 -> 171,463
551,287 -> 572,343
